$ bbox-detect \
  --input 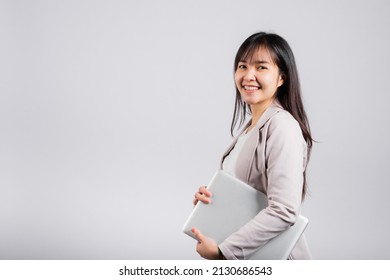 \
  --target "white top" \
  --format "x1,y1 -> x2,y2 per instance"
222,129 -> 253,176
